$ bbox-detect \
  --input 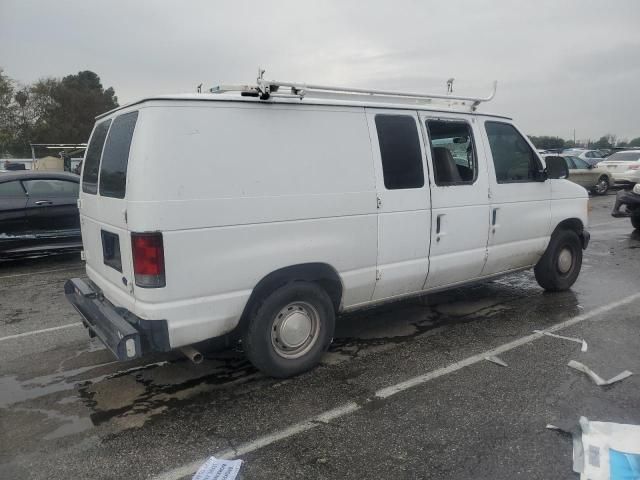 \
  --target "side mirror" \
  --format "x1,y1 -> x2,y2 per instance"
545,156 -> 569,179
